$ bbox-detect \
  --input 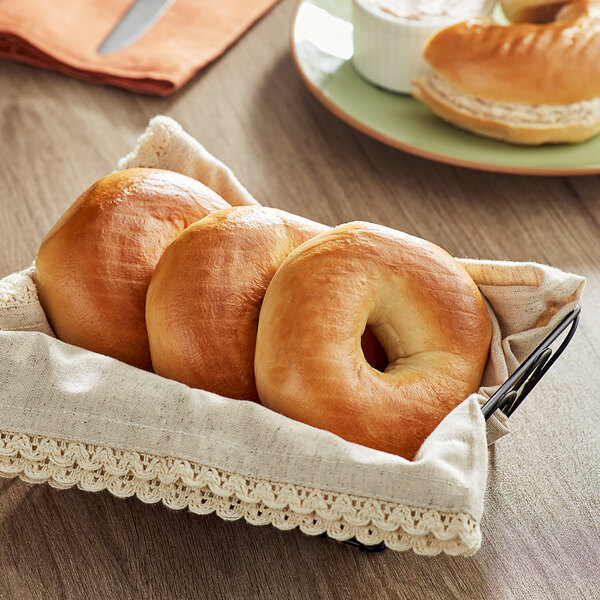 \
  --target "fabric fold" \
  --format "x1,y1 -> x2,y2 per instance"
0,0 -> 280,95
